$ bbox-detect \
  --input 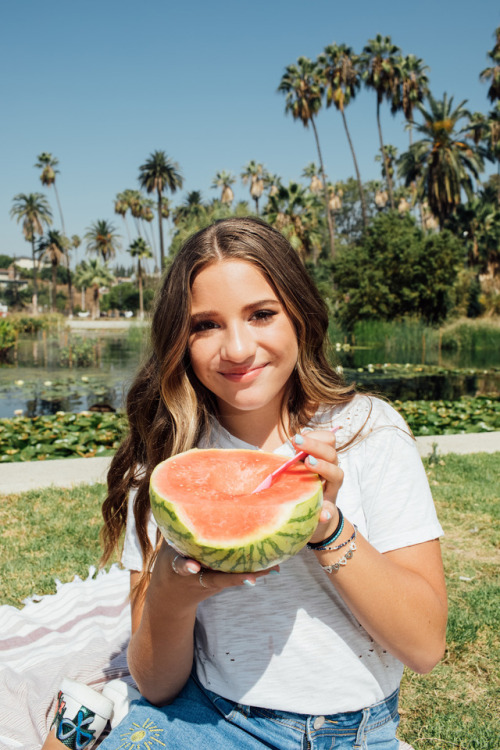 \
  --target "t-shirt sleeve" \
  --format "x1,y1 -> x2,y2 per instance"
121,487 -> 158,571
357,416 -> 444,553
